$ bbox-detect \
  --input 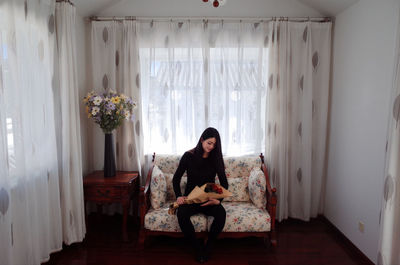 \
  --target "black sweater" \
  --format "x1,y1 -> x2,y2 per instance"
173,151 -> 228,198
